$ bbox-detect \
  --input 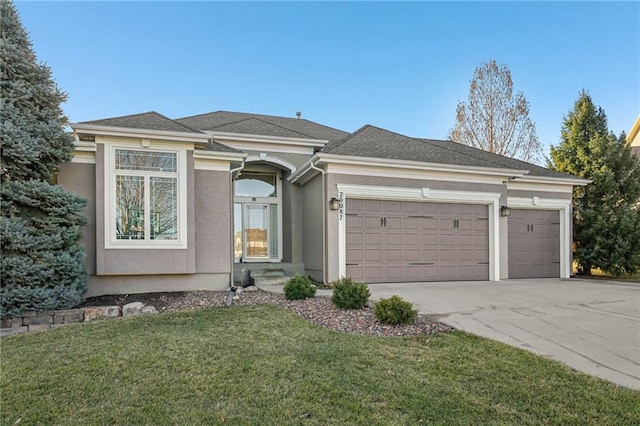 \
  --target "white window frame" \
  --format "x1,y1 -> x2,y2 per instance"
105,144 -> 188,249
